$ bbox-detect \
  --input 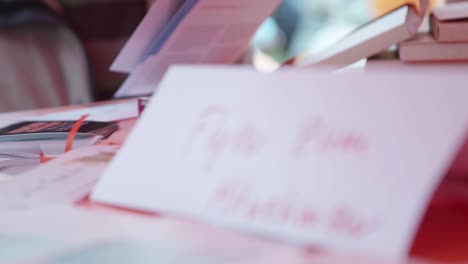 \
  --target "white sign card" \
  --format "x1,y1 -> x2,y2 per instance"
92,66 -> 468,258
